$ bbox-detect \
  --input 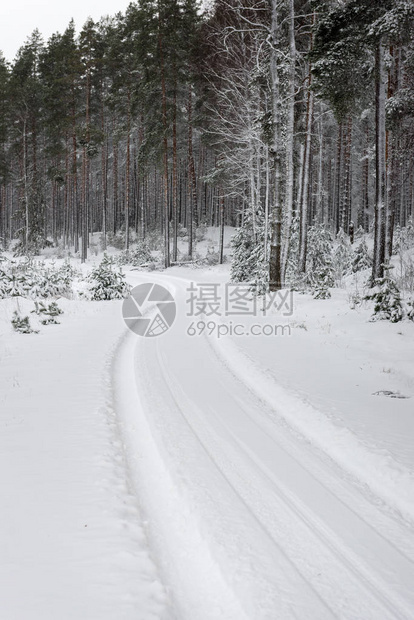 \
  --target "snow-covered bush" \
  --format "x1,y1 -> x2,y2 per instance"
0,259 -> 76,300
394,220 -> 414,255
178,224 -> 188,238
355,225 -> 366,241
306,224 -> 335,298
106,229 -> 127,250
88,255 -> 130,301
352,238 -> 372,272
396,254 -> 414,293
406,298 -> 414,321
286,222 -> 334,296
312,268 -> 333,299
117,241 -> 153,267
144,230 -> 164,252
333,228 -> 352,285
11,312 -> 38,334
364,264 -> 403,323
13,236 -> 53,258
205,246 -> 221,266
196,223 -> 208,242
230,209 -> 269,294
31,301 -> 63,325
